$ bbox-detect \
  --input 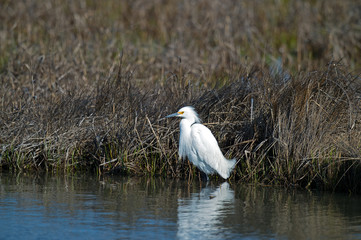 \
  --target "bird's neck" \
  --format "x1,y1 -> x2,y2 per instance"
179,119 -> 193,133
